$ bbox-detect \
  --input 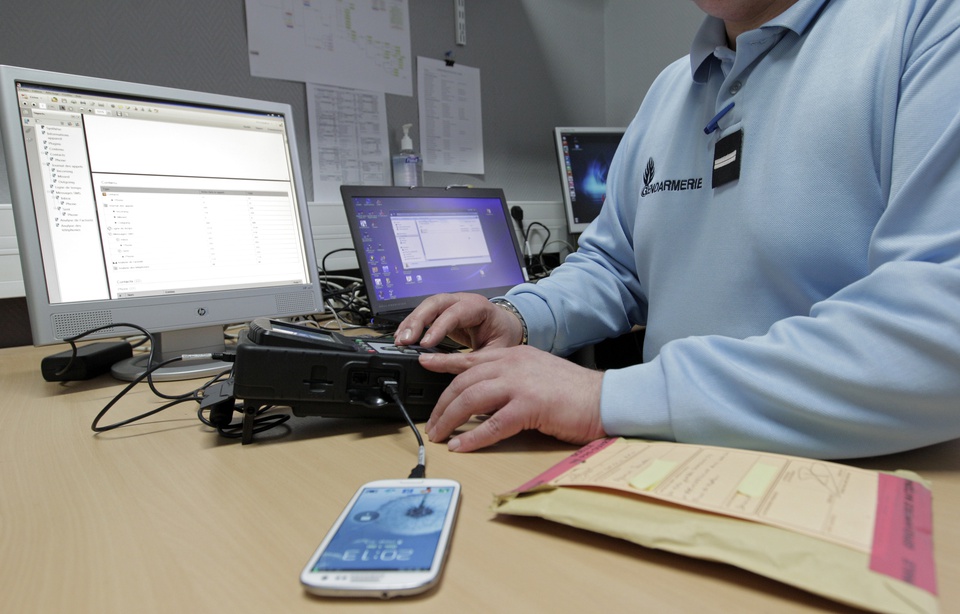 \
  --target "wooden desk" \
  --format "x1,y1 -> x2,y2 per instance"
1,343 -> 957,613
